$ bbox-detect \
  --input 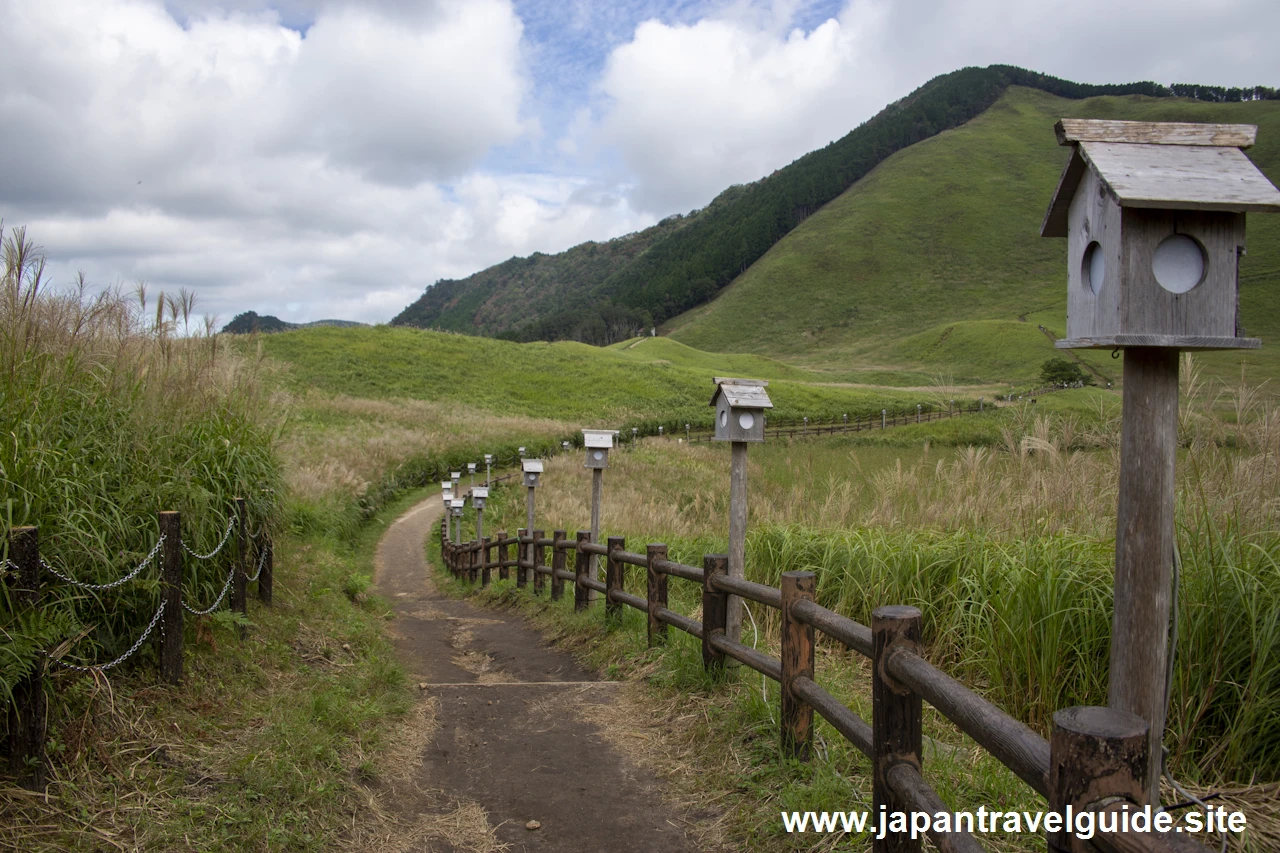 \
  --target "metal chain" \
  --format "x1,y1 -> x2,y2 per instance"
246,545 -> 268,583
181,564 -> 236,616
182,514 -> 236,560
46,600 -> 166,674
40,535 -> 166,591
